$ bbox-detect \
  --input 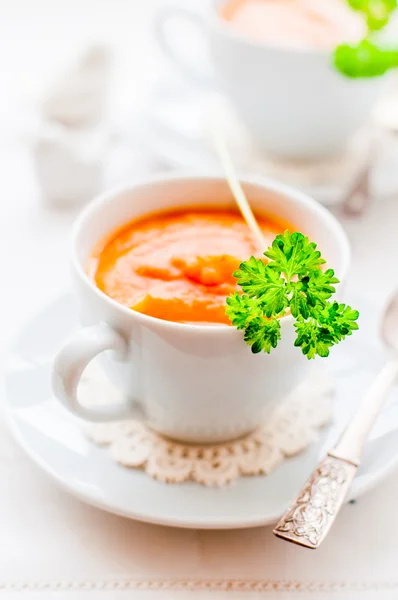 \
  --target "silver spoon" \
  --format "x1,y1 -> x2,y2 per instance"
273,290 -> 398,549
